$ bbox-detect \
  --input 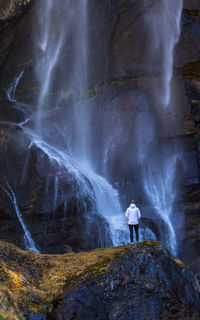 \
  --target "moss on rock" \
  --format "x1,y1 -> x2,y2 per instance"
0,241 -> 132,318
0,240 -> 194,319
